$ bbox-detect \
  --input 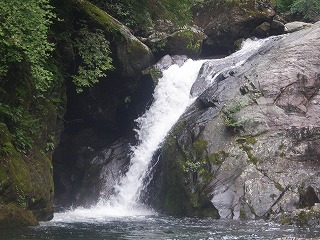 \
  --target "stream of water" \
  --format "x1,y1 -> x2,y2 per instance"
3,37 -> 320,239
101,58 -> 206,213
2,216 -> 320,240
